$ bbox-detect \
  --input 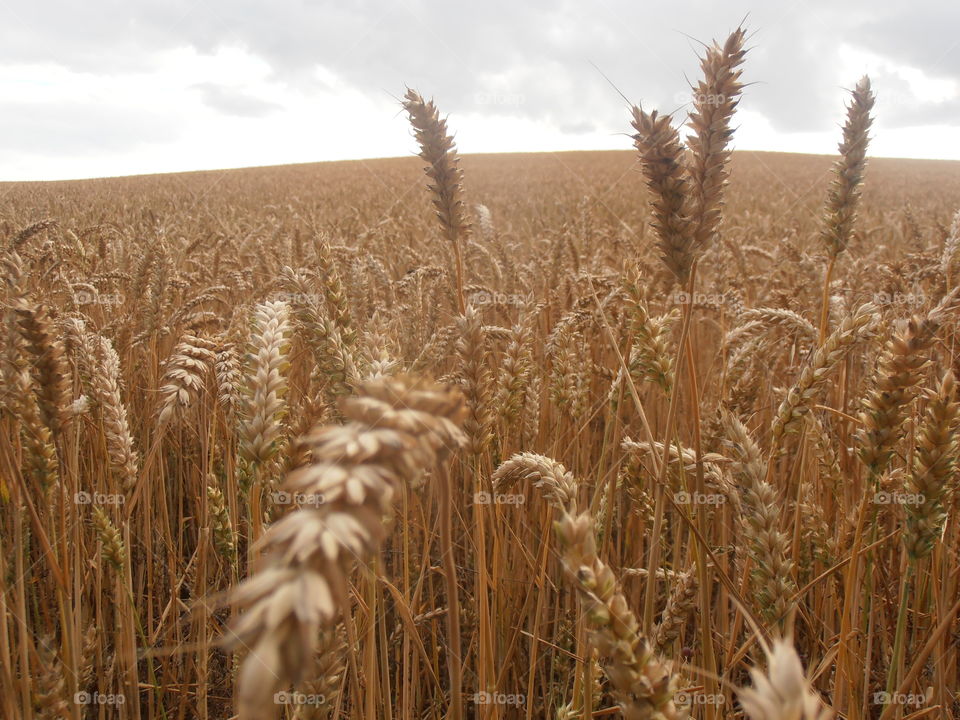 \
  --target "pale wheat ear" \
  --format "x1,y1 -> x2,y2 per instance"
771,302 -> 879,441
238,300 -> 292,473
455,304 -> 493,455
737,637 -> 834,720
156,333 -> 217,428
939,209 -> 960,286
224,377 -> 466,719
493,451 -> 579,511
504,452 -> 688,719
652,566 -> 699,652
89,334 -> 138,491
